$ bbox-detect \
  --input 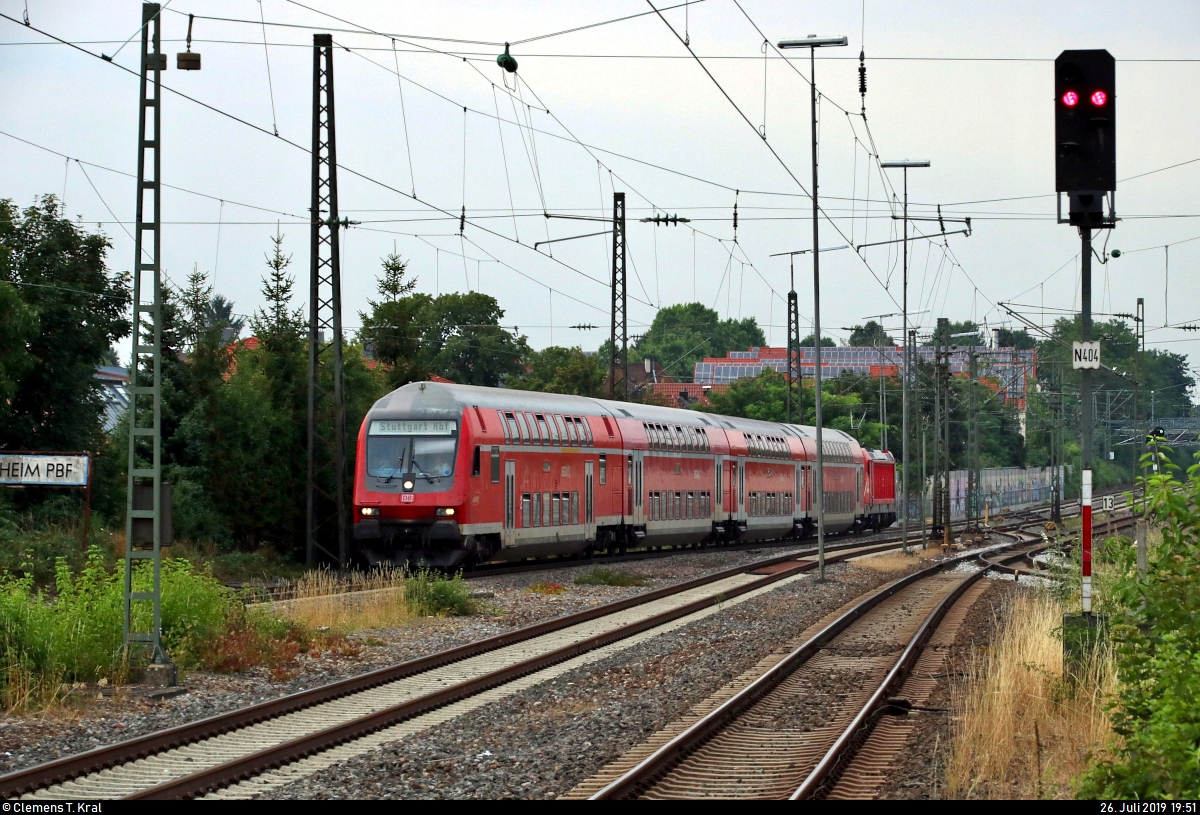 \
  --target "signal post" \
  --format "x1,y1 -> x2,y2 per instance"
1055,49 -> 1115,628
